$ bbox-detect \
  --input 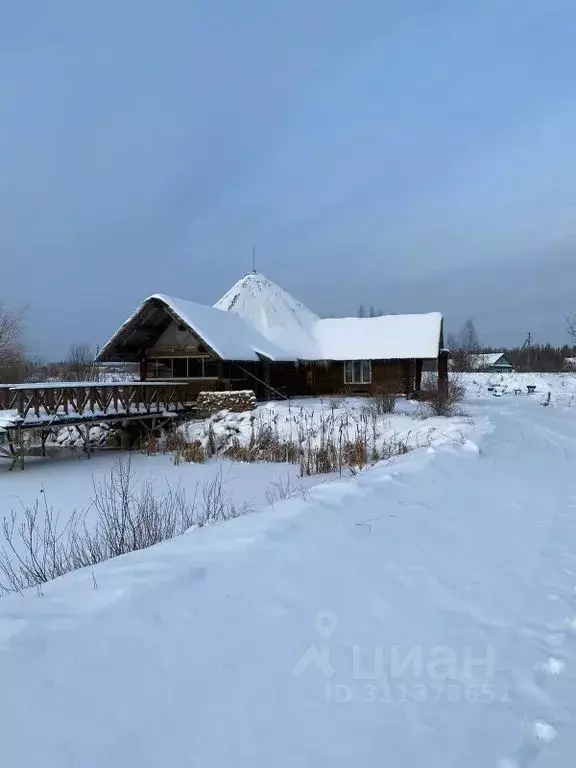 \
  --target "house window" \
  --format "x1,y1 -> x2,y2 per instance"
172,358 -> 188,378
203,359 -> 219,378
187,358 -> 203,378
148,358 -> 172,378
148,357 -> 219,379
343,360 -> 372,384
